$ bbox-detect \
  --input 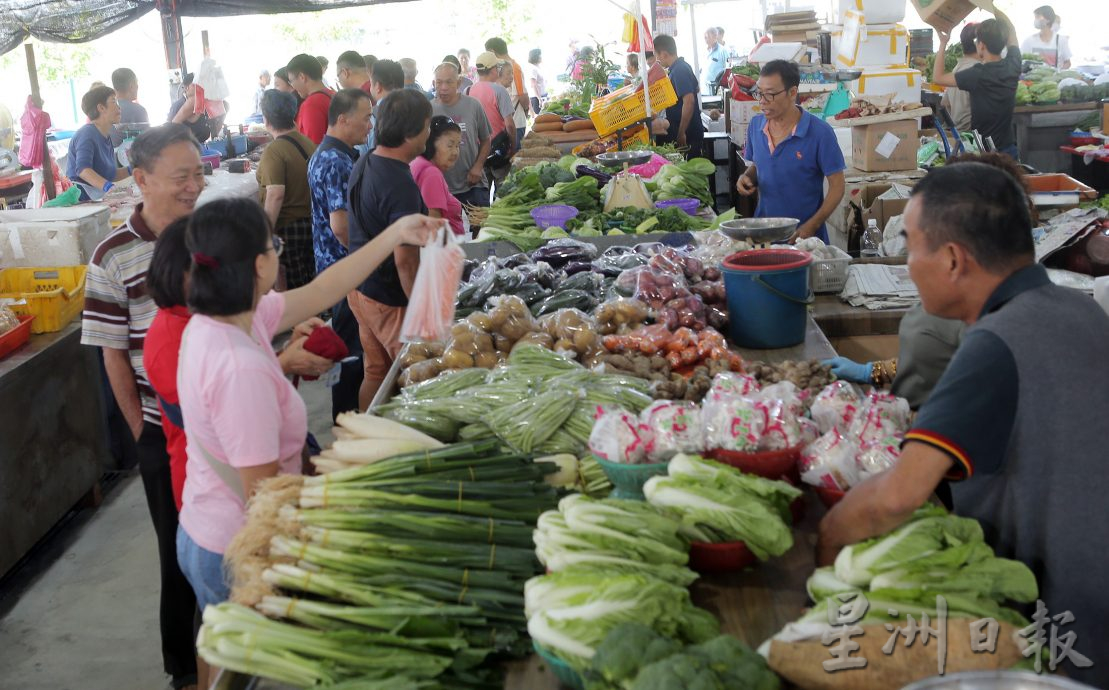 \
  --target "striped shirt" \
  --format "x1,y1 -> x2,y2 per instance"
81,204 -> 161,425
